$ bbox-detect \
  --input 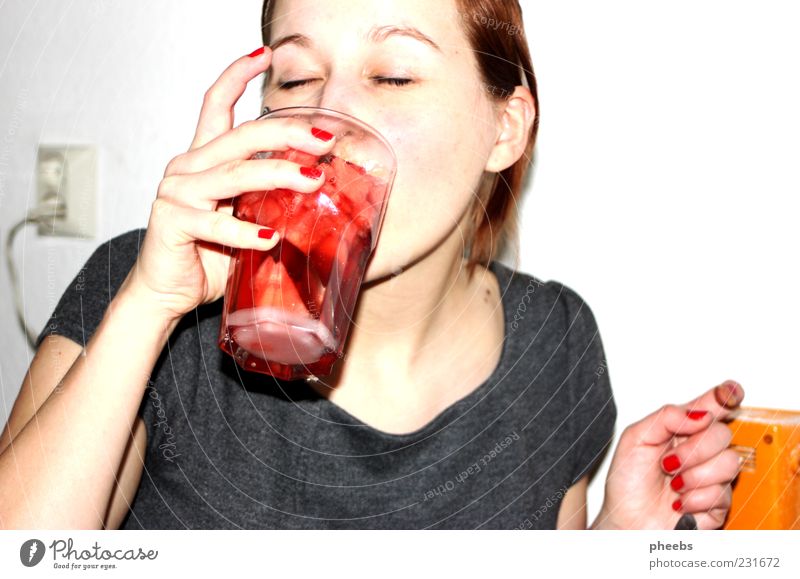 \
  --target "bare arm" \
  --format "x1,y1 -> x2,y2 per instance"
0,280 -> 179,529
556,476 -> 589,529
0,46 -> 301,531
0,335 -> 84,456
